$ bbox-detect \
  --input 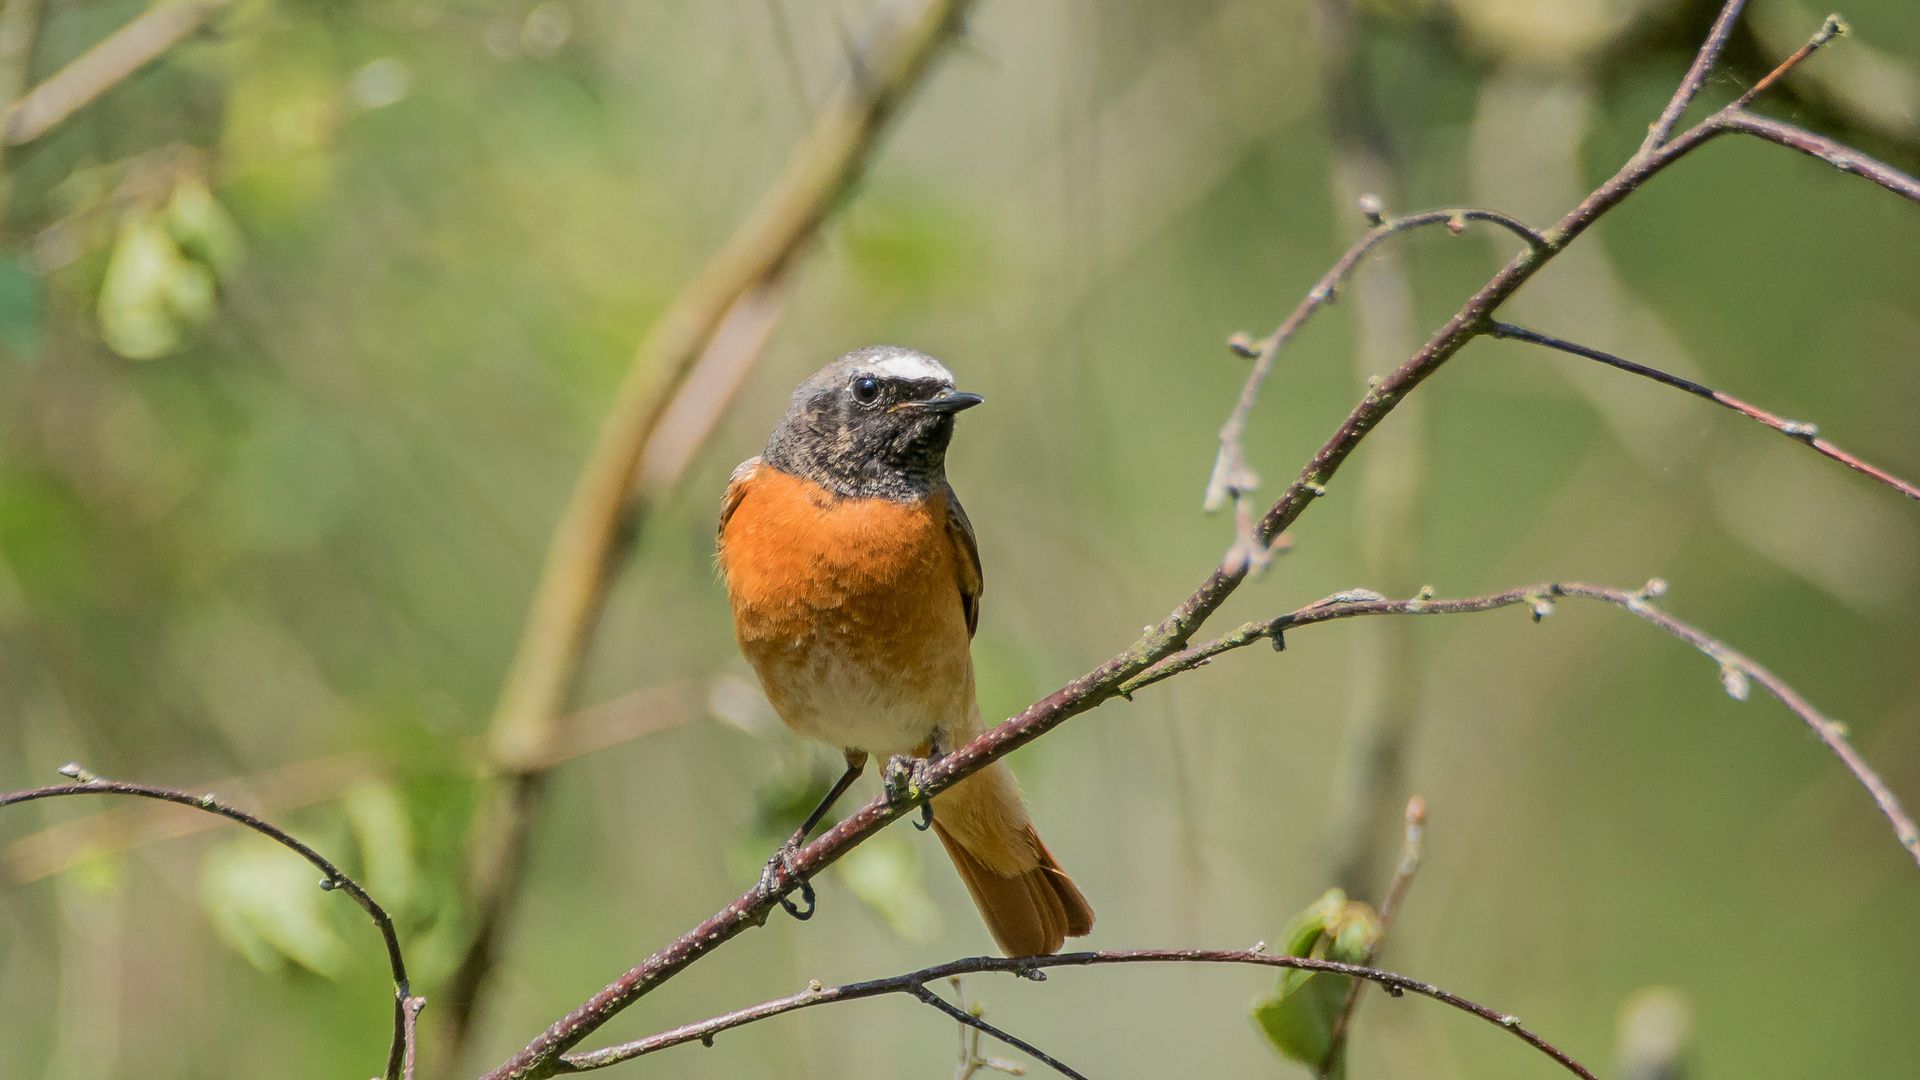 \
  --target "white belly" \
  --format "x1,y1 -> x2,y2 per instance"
751,644 -> 968,756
